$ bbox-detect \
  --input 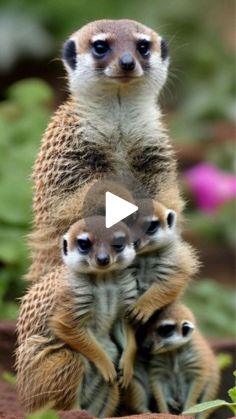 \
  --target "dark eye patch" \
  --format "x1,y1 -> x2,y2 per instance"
157,323 -> 176,338
62,39 -> 77,70
137,39 -> 151,57
77,238 -> 92,254
111,236 -> 126,253
92,40 -> 110,58
146,219 -> 160,235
